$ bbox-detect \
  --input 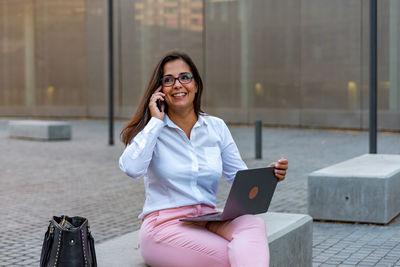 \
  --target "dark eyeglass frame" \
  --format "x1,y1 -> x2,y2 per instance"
160,72 -> 193,87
